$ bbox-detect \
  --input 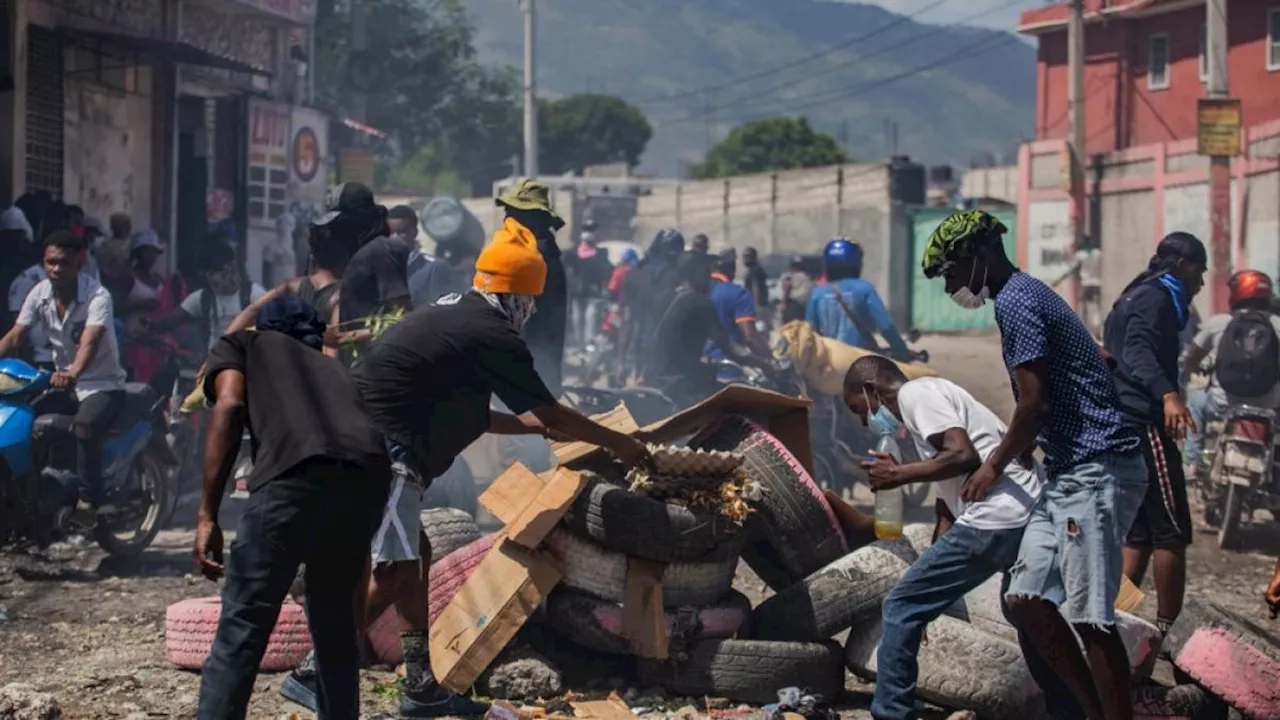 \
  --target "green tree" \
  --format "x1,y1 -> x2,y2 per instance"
538,94 -> 653,175
693,116 -> 847,179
